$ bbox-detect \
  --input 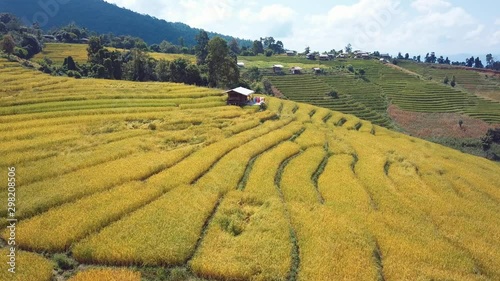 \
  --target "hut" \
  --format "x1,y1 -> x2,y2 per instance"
290,67 -> 303,74
226,87 -> 255,106
312,67 -> 322,74
273,64 -> 284,73
319,54 -> 330,61
286,50 -> 296,56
